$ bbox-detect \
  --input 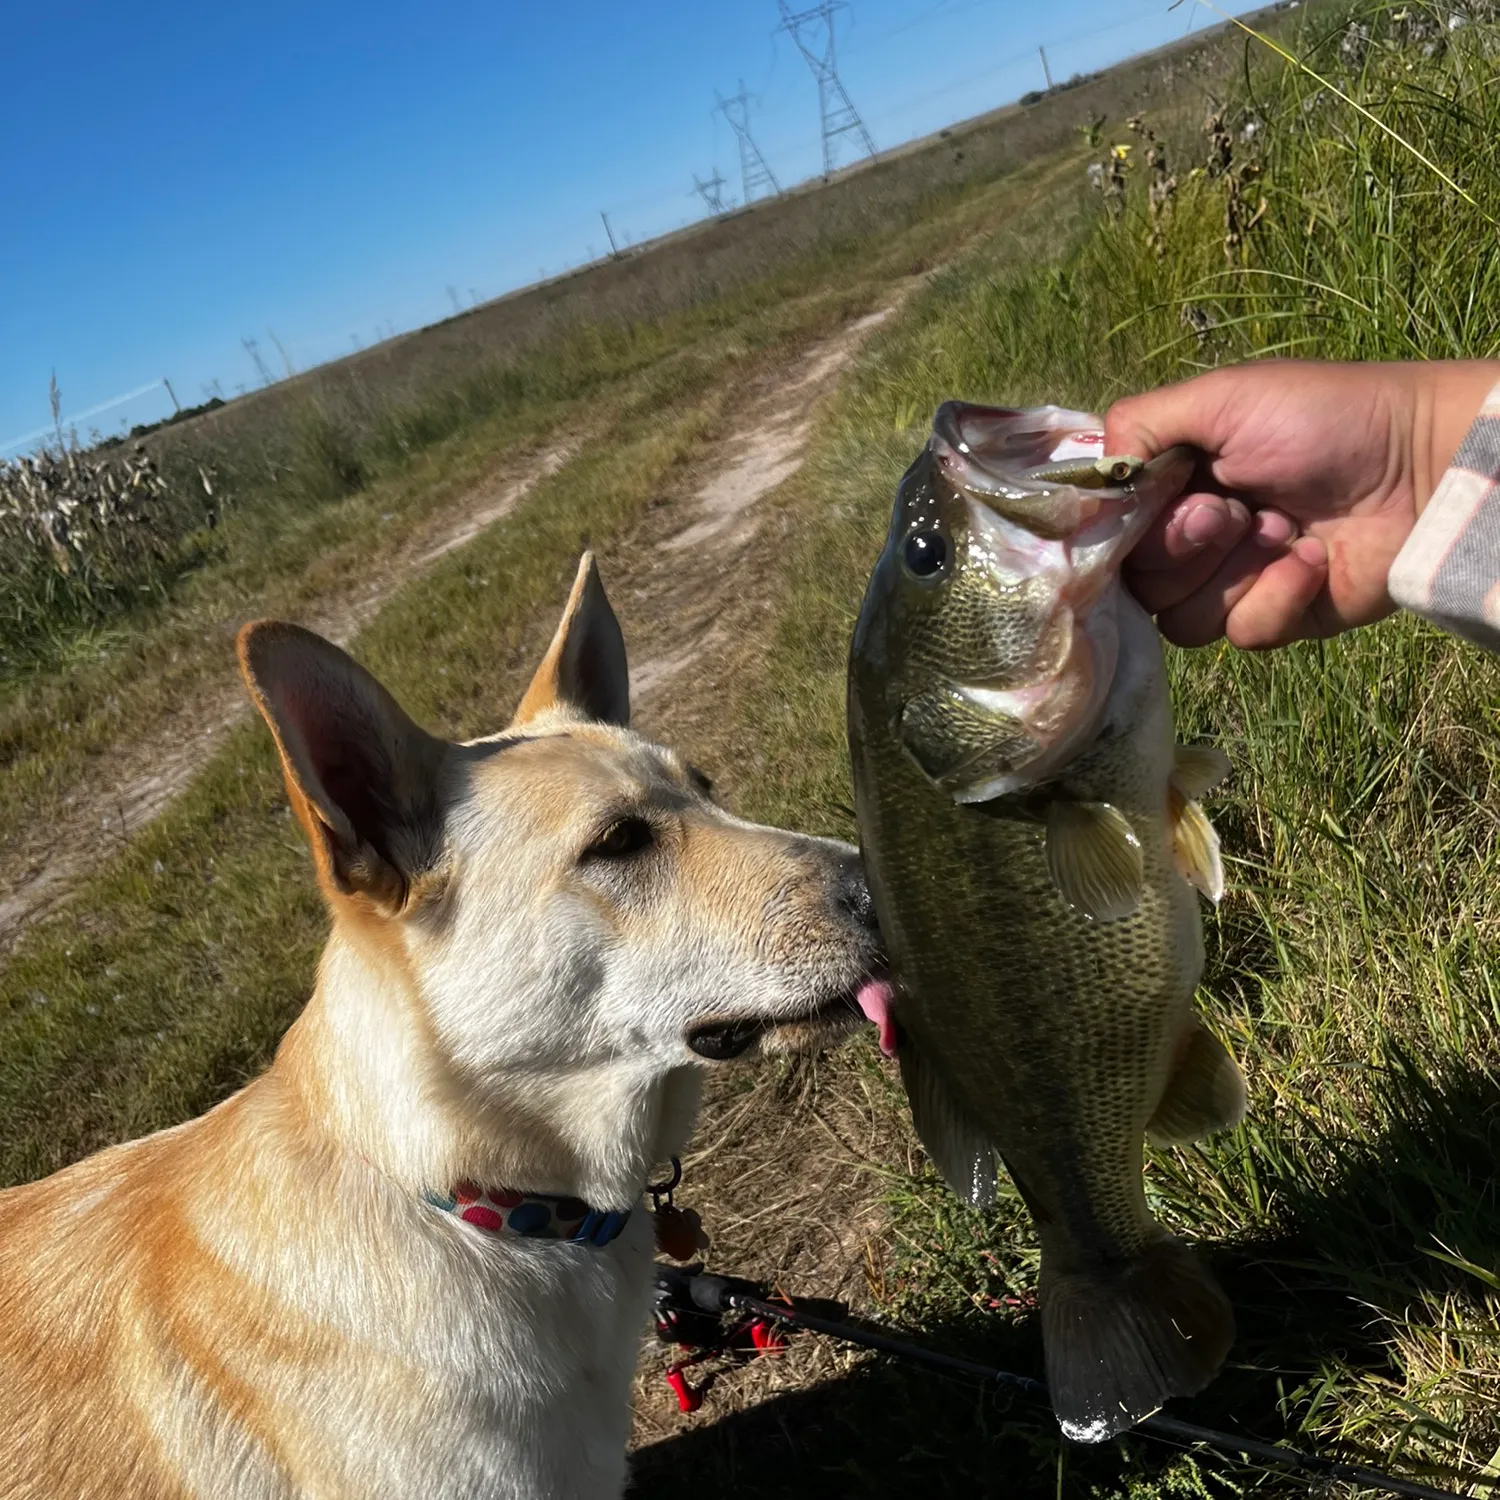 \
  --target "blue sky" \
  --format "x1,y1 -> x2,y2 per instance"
1,0 -> 1259,452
